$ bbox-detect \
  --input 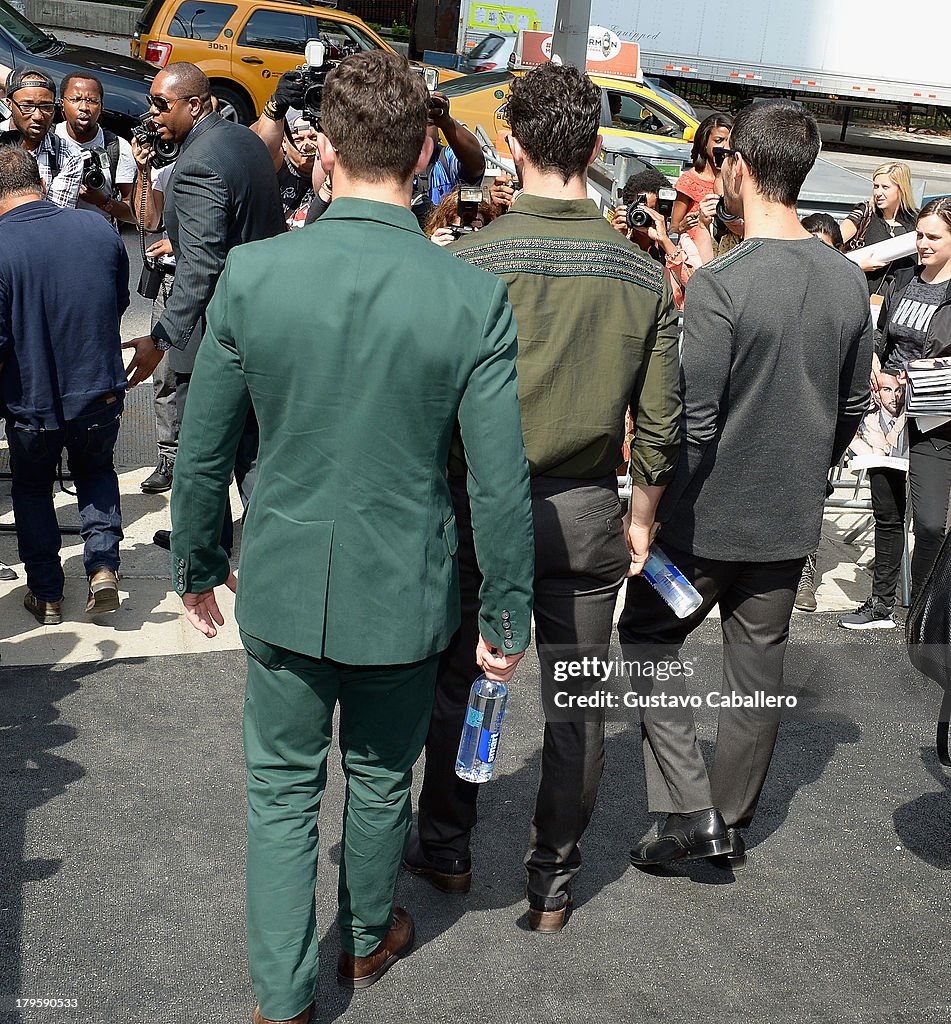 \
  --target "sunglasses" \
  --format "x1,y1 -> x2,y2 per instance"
712,146 -> 738,170
148,93 -> 193,113
10,98 -> 55,116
